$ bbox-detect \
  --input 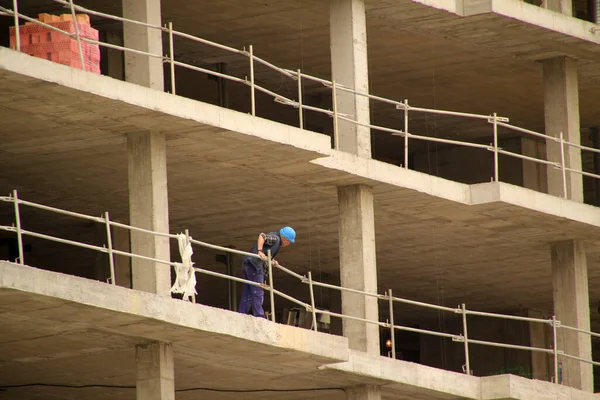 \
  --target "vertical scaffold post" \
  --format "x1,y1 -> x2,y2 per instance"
67,0 -> 85,71
308,271 -> 317,331
559,132 -> 568,199
332,79 -> 339,150
493,112 -> 499,182
12,190 -> 24,265
267,249 -> 275,322
404,99 -> 409,169
12,0 -> 20,51
462,303 -> 471,375
104,212 -> 116,285
552,315 -> 559,384
297,69 -> 304,130
388,289 -> 396,359
168,22 -> 176,95
249,45 -> 256,116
